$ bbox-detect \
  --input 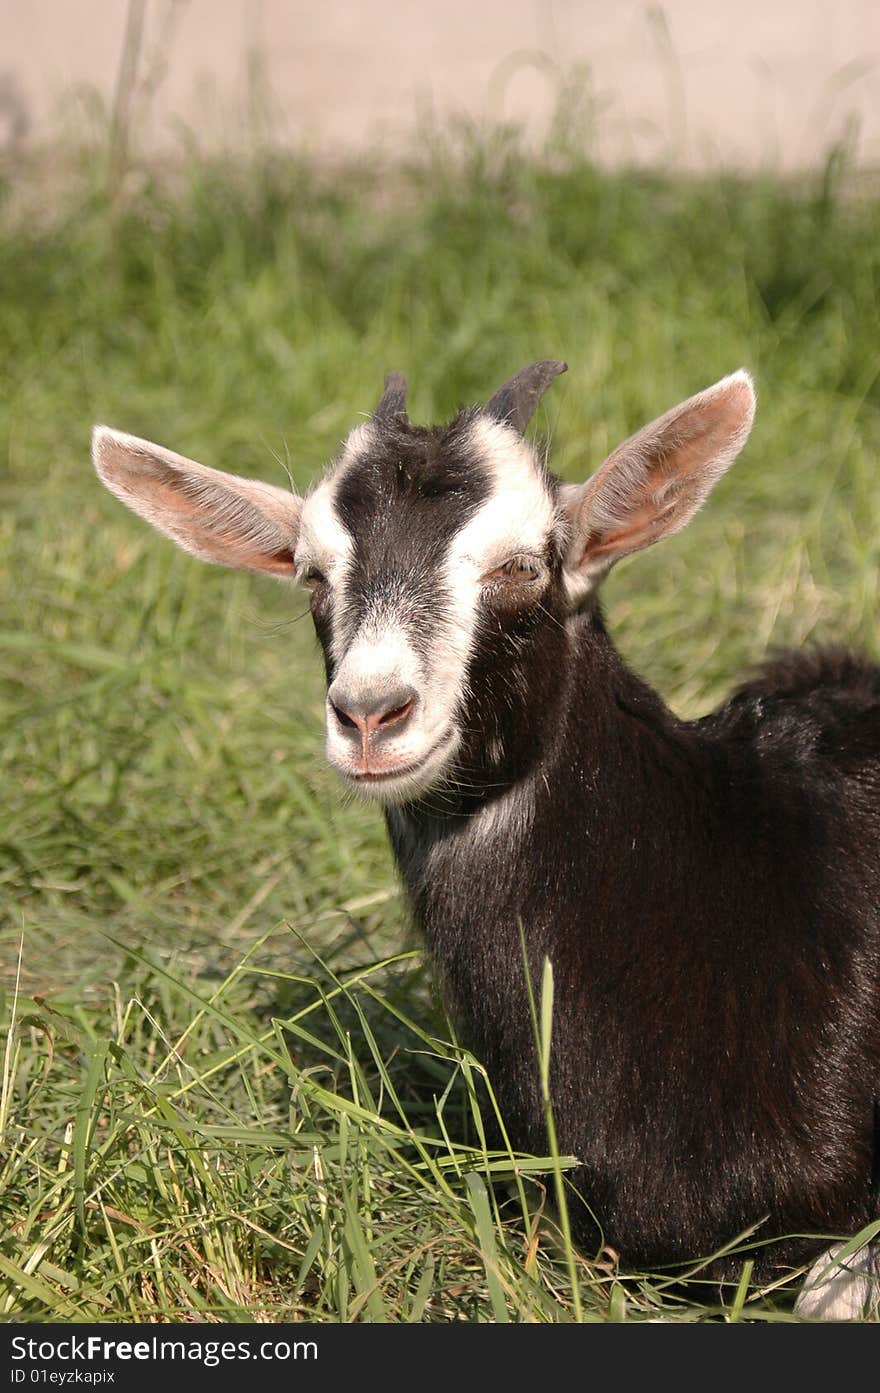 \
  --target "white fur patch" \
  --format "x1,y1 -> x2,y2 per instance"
469,775 -> 536,844
296,475 -> 355,665
330,615 -> 422,711
325,598 -> 457,801
296,422 -> 382,663
464,418 -> 558,562
419,418 -> 557,754
341,421 -> 377,459
794,1243 -> 879,1321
